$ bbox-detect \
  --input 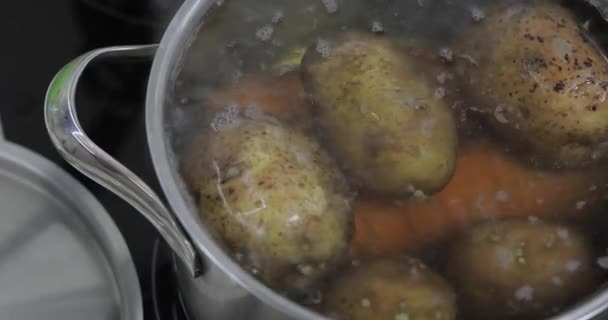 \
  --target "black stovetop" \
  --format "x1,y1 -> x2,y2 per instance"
0,0 -> 187,318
